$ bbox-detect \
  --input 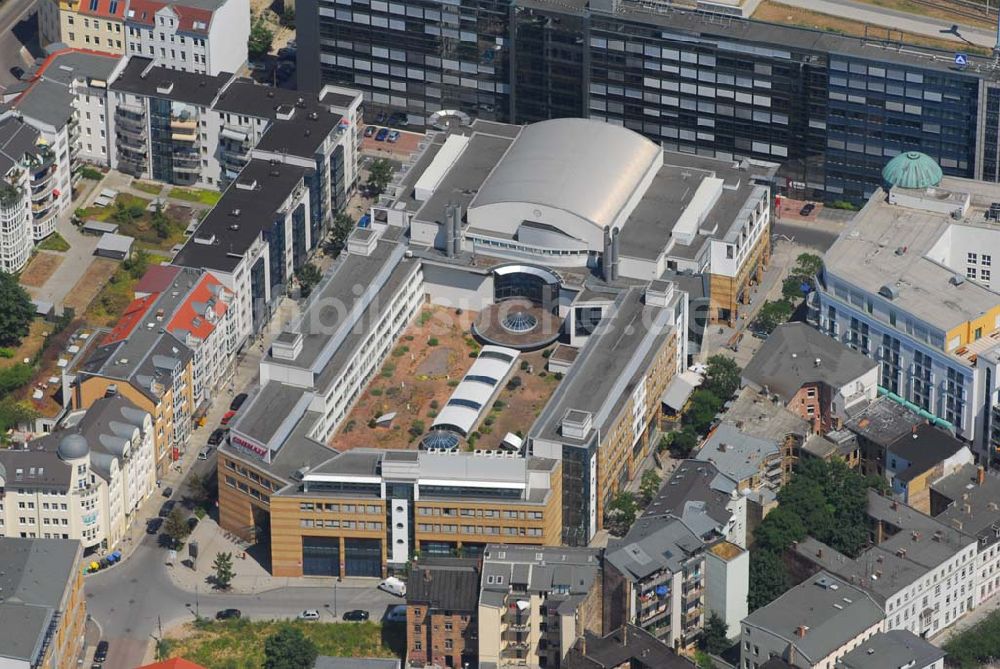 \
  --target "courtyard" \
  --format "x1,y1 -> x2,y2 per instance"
331,305 -> 562,452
